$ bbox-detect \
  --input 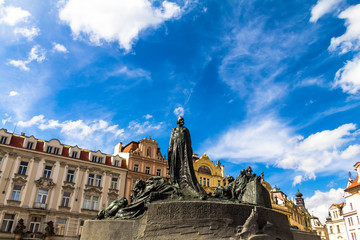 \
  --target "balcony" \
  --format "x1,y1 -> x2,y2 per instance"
33,202 -> 47,209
